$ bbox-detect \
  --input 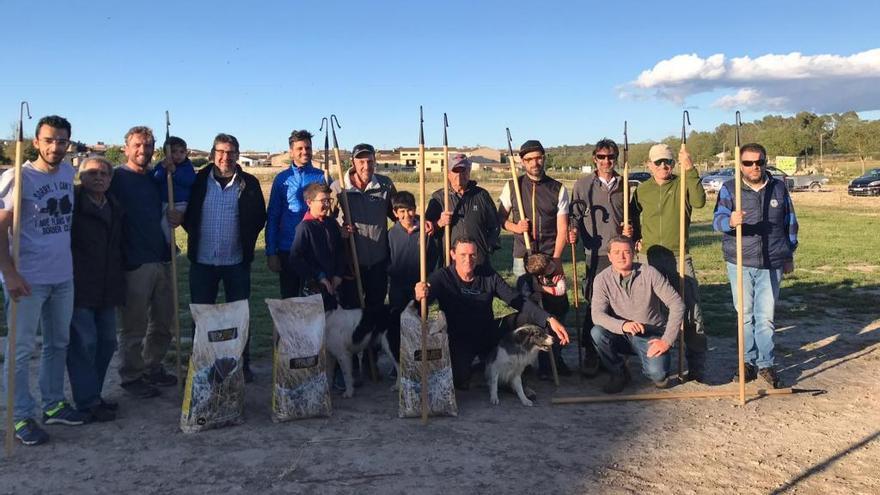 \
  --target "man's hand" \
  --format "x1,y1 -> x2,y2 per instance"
567,227 -> 578,245
729,210 -> 744,229
167,208 -> 184,228
679,147 -> 693,171
634,240 -> 642,253
331,275 -> 342,289
783,260 -> 795,274
319,277 -> 335,295
414,281 -> 430,302
621,223 -> 633,238
162,155 -> 176,174
547,317 -> 570,345
437,211 -> 453,228
341,223 -> 358,239
267,255 -> 282,273
424,221 -> 435,237
646,338 -> 670,358
622,321 -> 645,335
2,269 -> 31,301
508,218 -> 530,235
